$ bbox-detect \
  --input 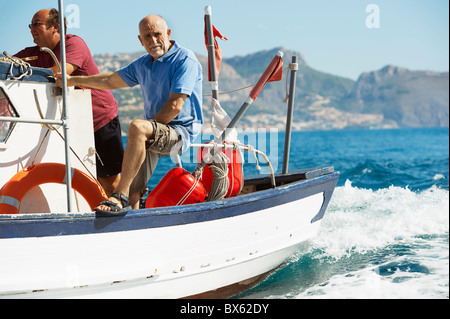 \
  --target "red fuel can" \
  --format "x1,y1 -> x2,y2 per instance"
145,167 -> 207,208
